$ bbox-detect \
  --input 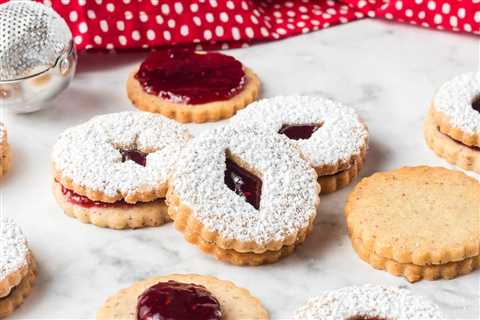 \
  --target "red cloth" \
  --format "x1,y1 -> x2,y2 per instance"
3,0 -> 478,51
